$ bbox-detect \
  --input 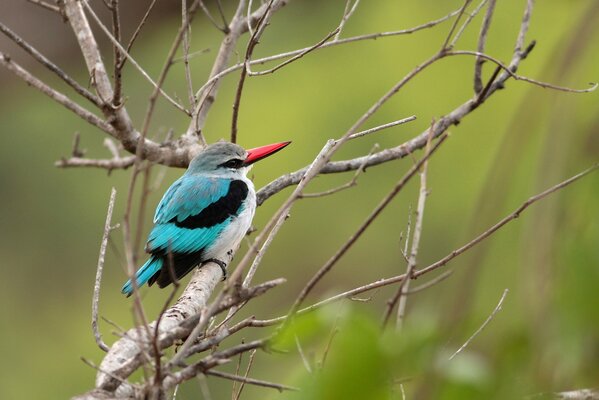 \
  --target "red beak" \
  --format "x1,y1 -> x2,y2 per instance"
244,141 -> 291,166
